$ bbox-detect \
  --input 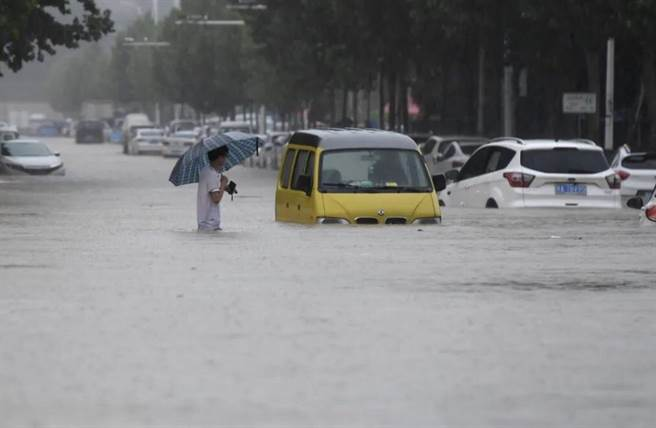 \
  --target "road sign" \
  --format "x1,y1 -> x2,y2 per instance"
563,93 -> 597,114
